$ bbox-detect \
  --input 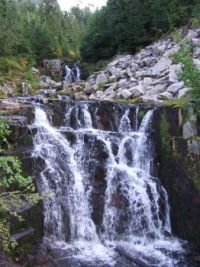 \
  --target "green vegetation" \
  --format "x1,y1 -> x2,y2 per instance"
117,98 -> 138,105
81,0 -> 199,62
160,112 -> 171,158
0,0 -> 91,62
0,119 -> 40,253
172,40 -> 200,101
164,98 -> 189,109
